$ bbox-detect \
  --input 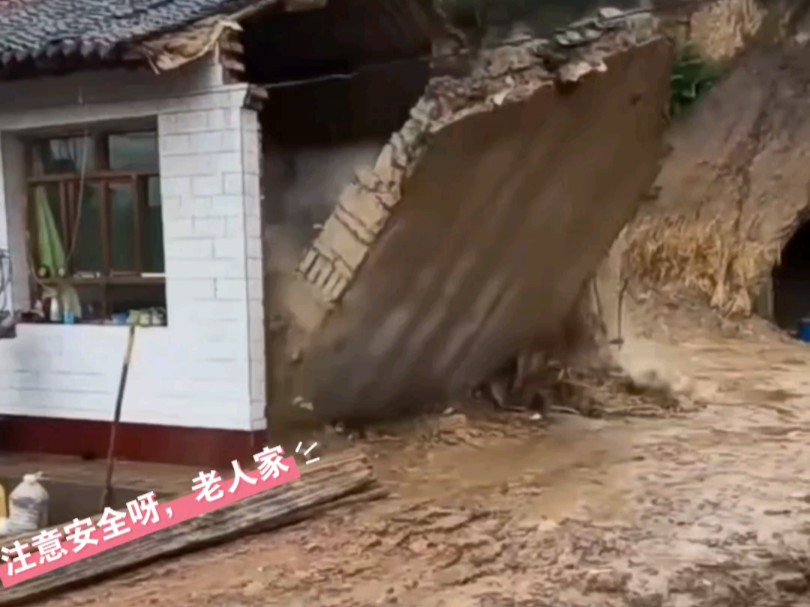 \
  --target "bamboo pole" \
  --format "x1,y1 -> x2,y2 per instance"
0,450 -> 384,607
